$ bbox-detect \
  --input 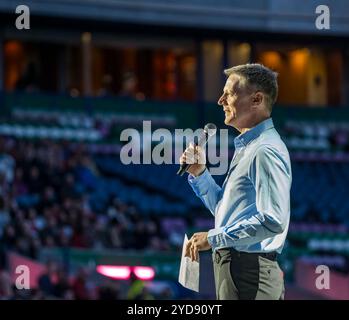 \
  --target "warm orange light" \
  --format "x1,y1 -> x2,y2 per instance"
260,51 -> 281,69
4,41 -> 25,90
290,49 -> 310,73
4,41 -> 23,58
